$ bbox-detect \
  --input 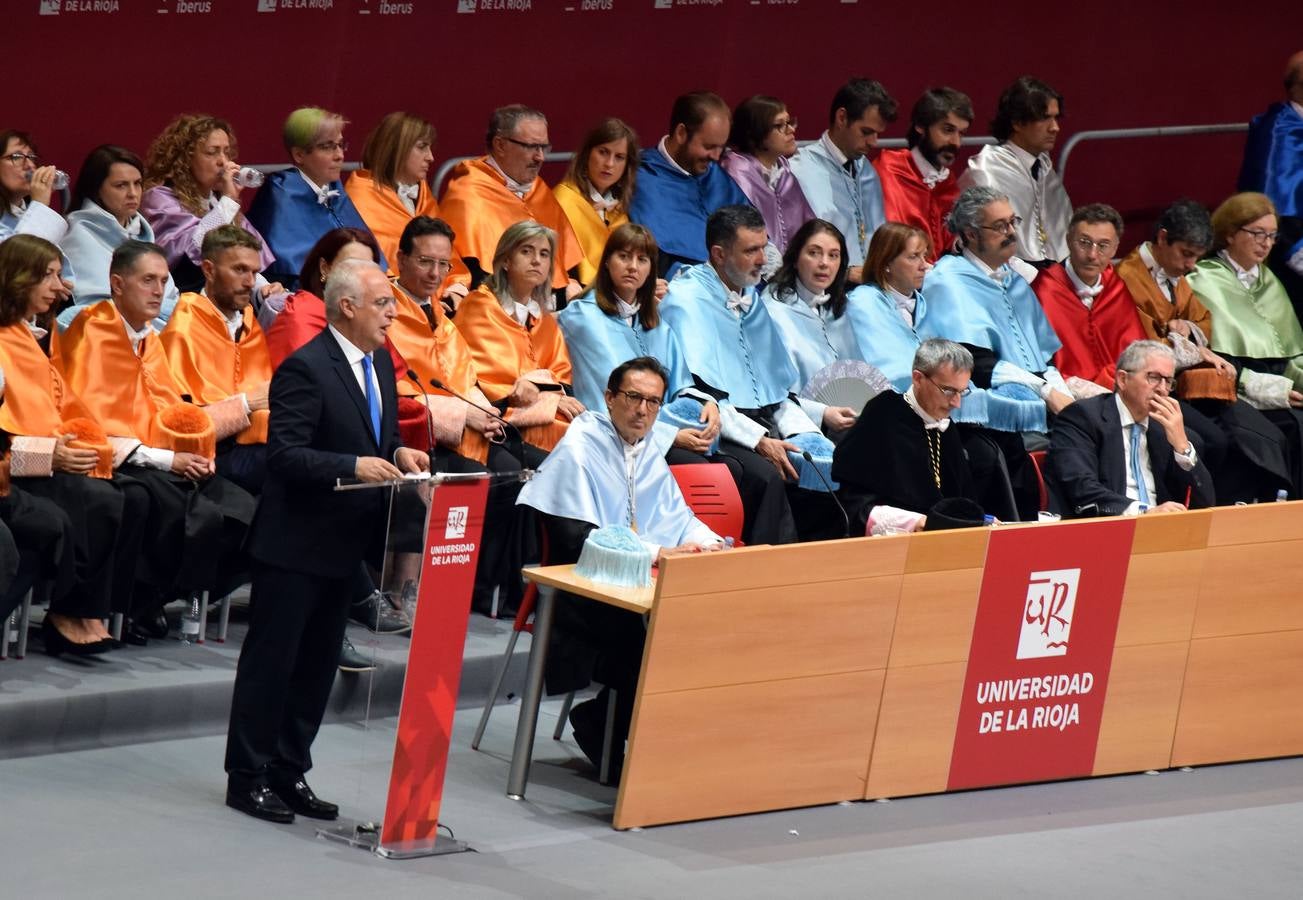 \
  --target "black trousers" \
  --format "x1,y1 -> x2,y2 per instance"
712,441 -> 800,544
224,562 -> 368,786
0,485 -> 74,620
216,442 -> 267,496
